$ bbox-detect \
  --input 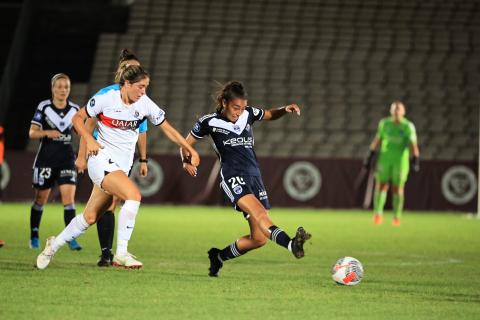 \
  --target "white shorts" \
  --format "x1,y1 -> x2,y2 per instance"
87,150 -> 128,187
